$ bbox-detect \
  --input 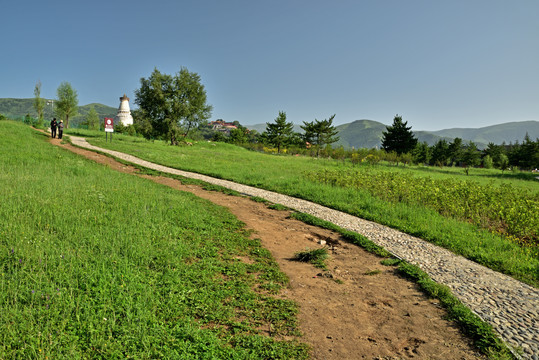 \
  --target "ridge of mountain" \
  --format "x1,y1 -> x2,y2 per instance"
247,119 -> 539,149
0,98 -> 117,126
